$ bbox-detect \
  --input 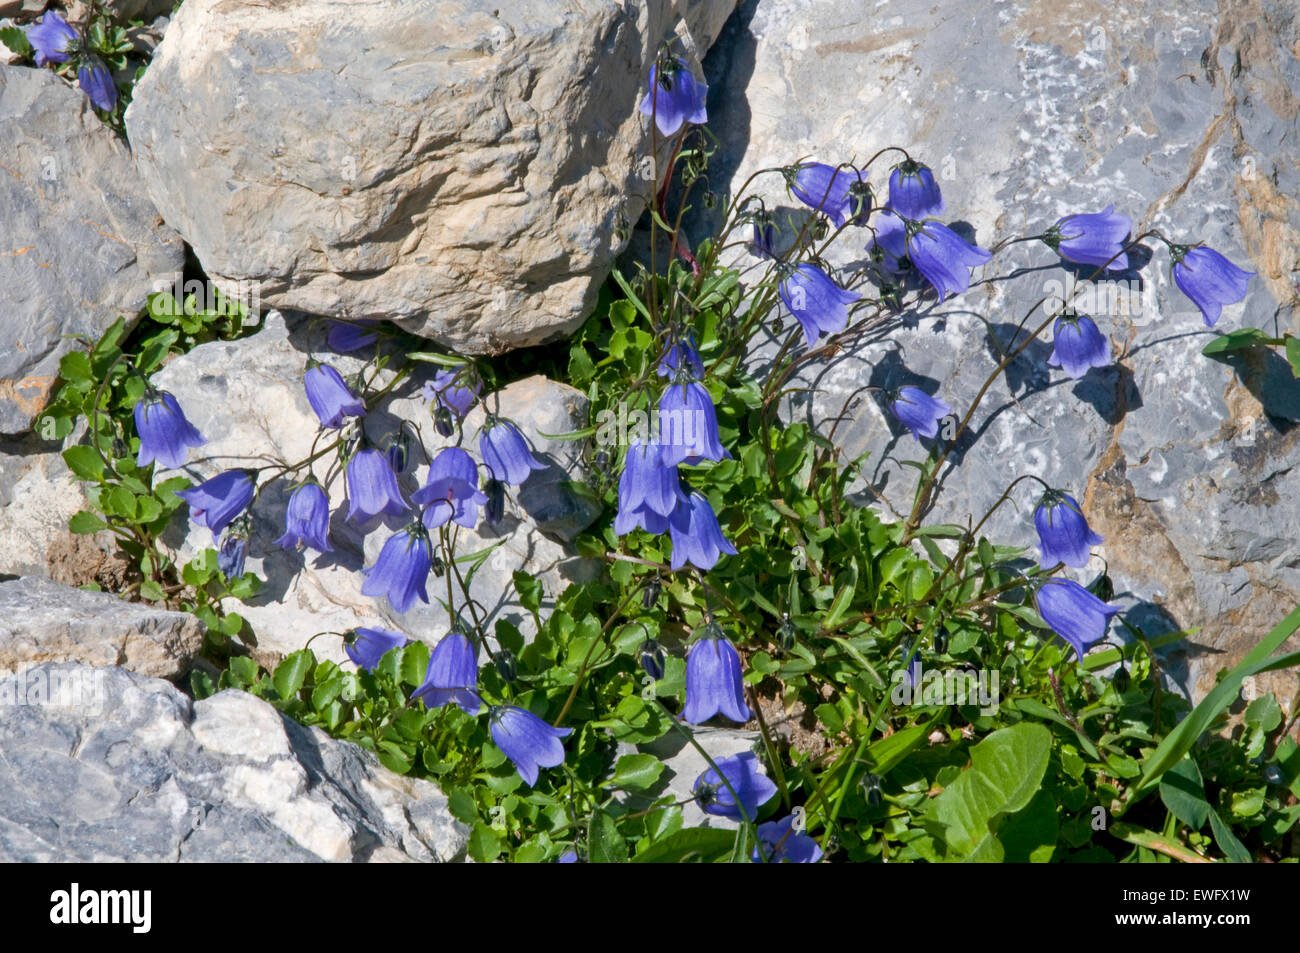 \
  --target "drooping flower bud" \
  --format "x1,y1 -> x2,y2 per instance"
639,639 -> 666,680
494,648 -> 518,683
